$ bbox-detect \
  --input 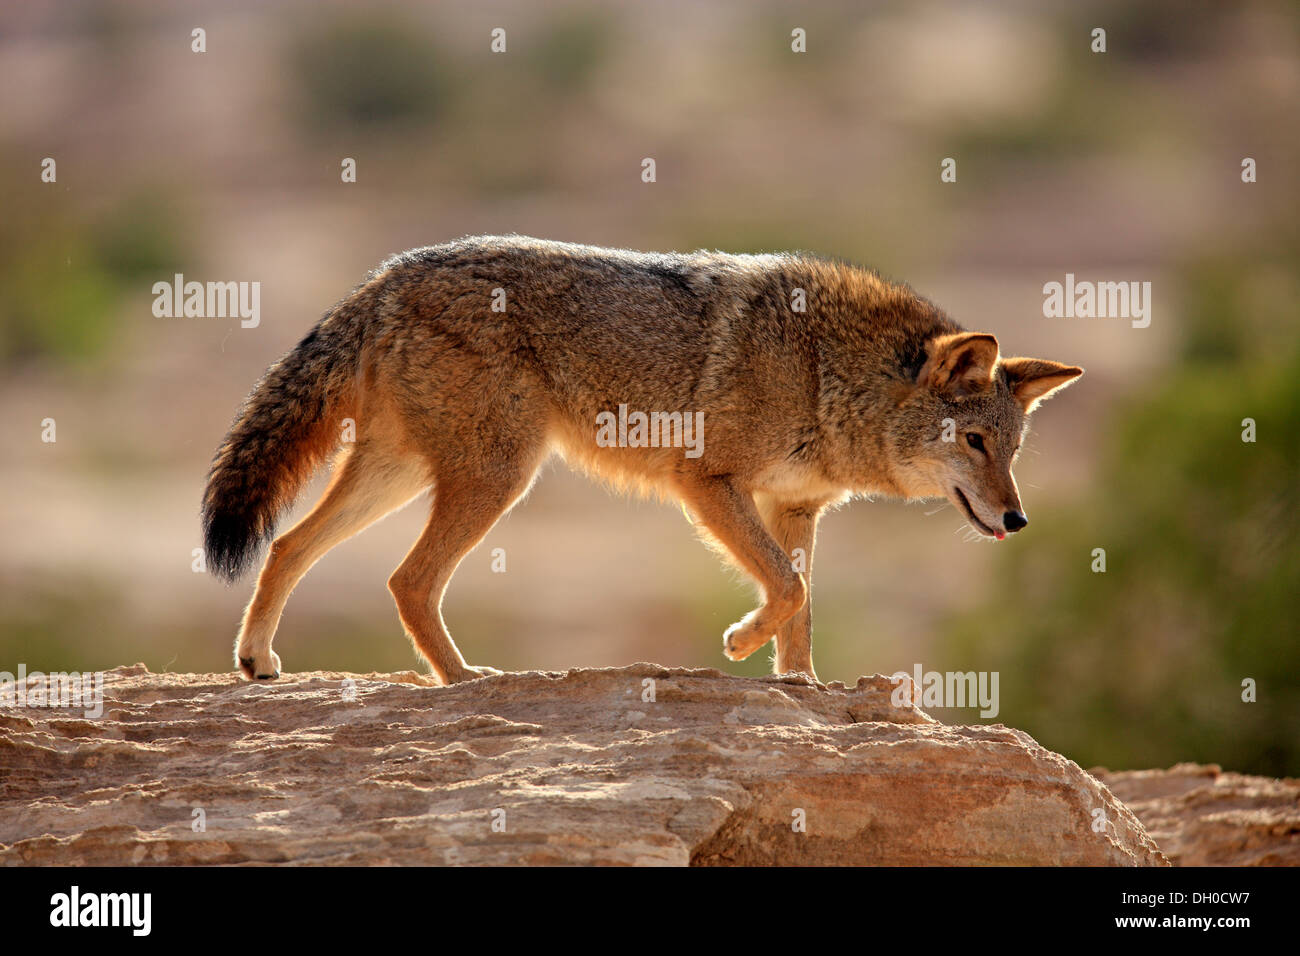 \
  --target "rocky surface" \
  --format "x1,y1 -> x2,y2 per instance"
0,663 -> 1168,865
1095,763 -> 1300,866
